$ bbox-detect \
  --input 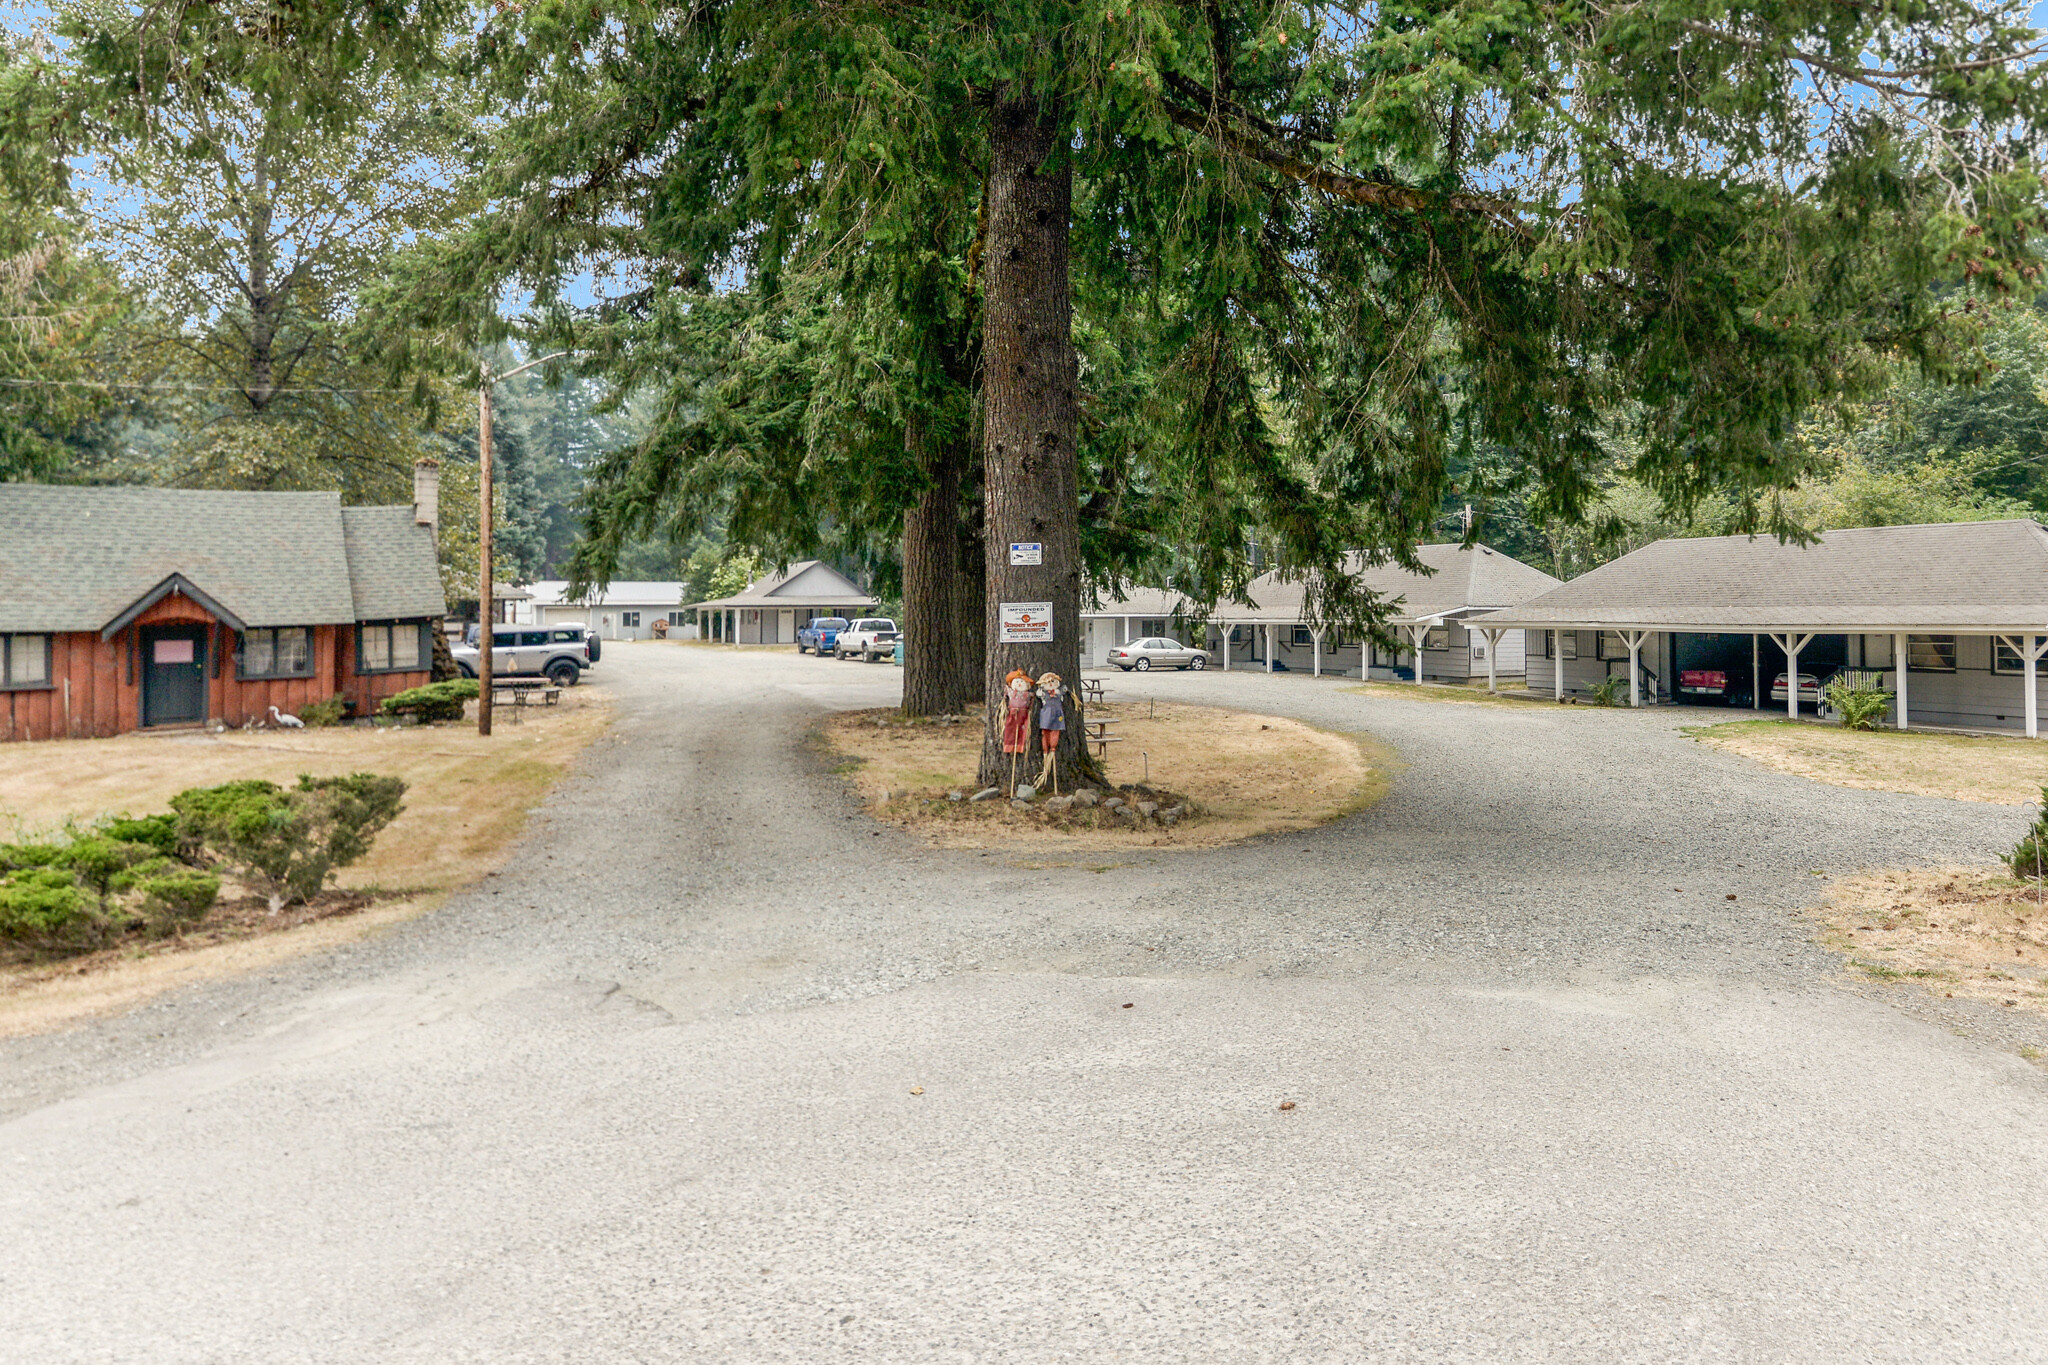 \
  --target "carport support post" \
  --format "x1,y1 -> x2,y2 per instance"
1409,623 -> 1429,683
1220,623 -> 1229,671
1553,630 -> 1564,699
1623,629 -> 1645,707
1480,628 -> 1502,693
2029,635 -> 2042,740
1264,625 -> 1274,673
1751,635 -> 1759,711
1770,632 -> 1813,721
1893,632 -> 1909,730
